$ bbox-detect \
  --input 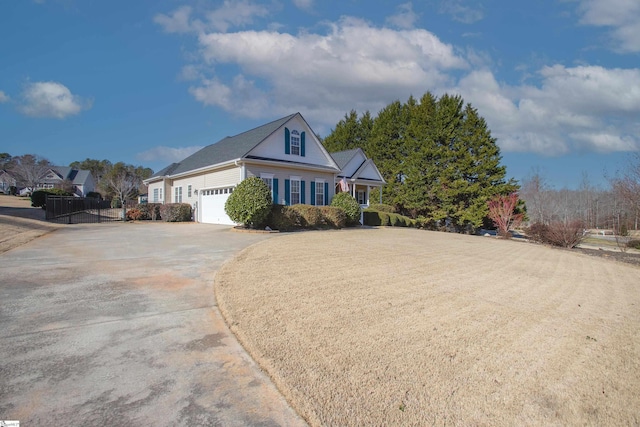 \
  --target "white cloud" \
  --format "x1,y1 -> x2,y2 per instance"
154,6 -> 194,34
137,145 -> 204,163
20,81 -> 91,119
189,17 -> 466,124
577,0 -> 640,52
205,0 -> 269,32
292,0 -> 313,11
0,91 -> 9,103
155,1 -> 269,34
451,66 -> 640,155
386,2 -> 419,29
159,10 -> 639,157
439,0 -> 483,24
